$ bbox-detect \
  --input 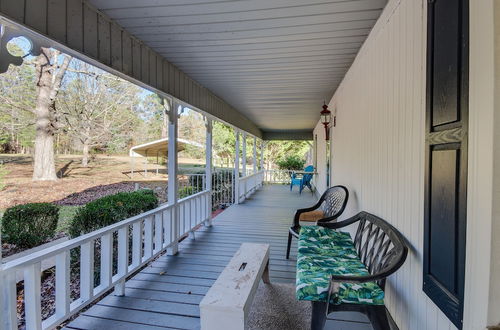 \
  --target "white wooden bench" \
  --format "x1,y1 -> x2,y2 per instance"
199,243 -> 270,330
